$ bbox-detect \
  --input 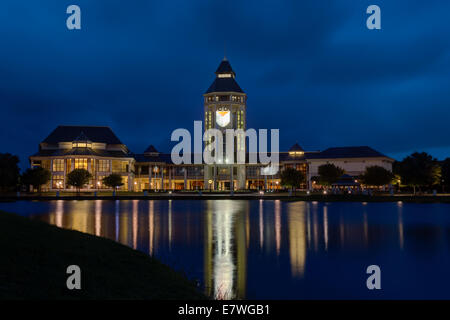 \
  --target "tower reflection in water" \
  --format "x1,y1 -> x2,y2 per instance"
204,200 -> 247,300
39,199 -> 408,299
